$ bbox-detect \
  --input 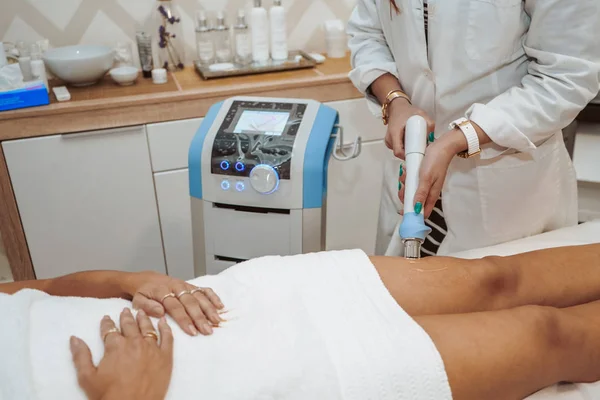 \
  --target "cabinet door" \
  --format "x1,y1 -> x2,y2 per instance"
325,141 -> 389,255
154,169 -> 194,280
3,126 -> 166,279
